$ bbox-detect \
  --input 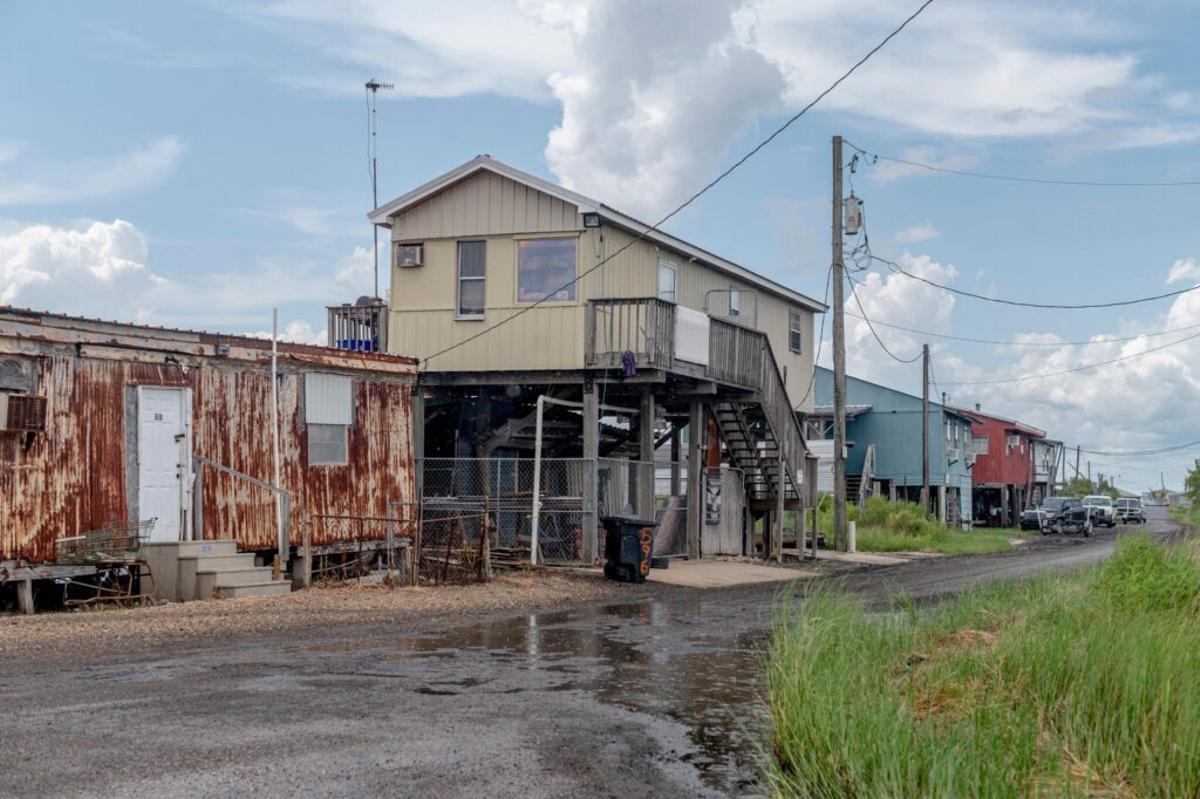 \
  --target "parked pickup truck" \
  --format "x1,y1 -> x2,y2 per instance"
1019,505 -> 1048,531
1040,496 -> 1093,536
1115,498 -> 1146,524
1082,495 -> 1117,528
